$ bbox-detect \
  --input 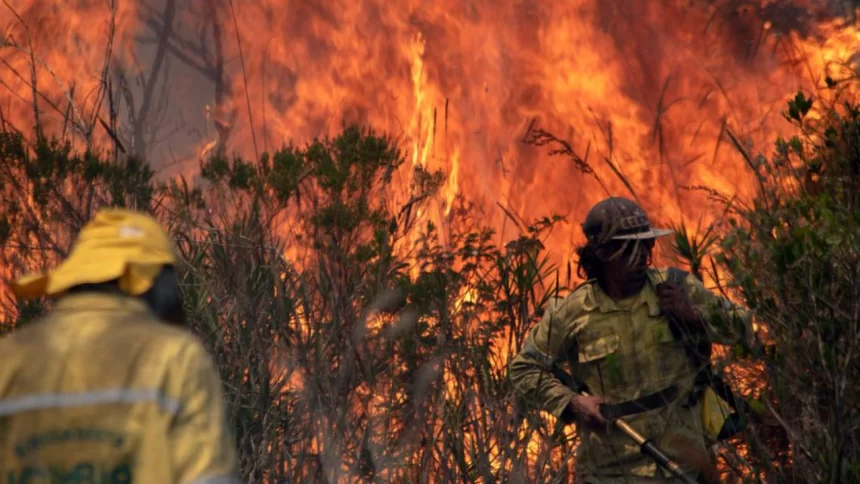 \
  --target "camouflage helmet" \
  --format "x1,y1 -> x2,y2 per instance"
582,197 -> 672,245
